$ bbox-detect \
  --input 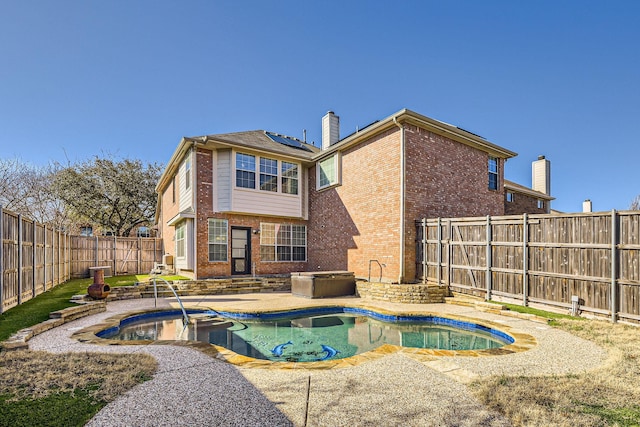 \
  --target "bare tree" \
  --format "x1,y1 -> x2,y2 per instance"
0,158 -> 68,228
631,195 -> 640,210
